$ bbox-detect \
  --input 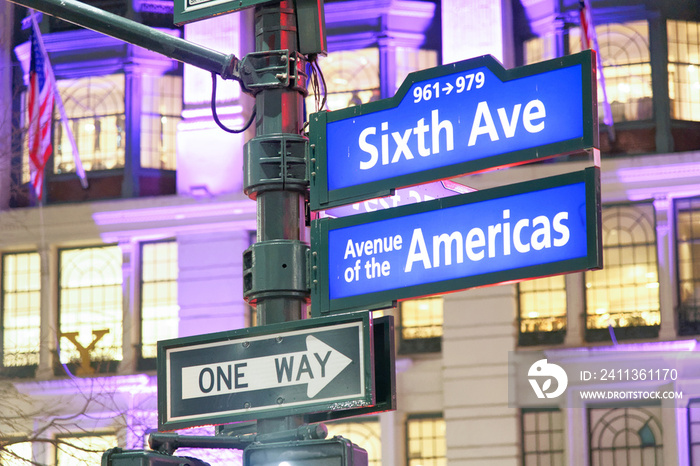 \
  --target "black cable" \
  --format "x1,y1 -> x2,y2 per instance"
316,60 -> 327,110
210,72 -> 256,133
310,55 -> 327,112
